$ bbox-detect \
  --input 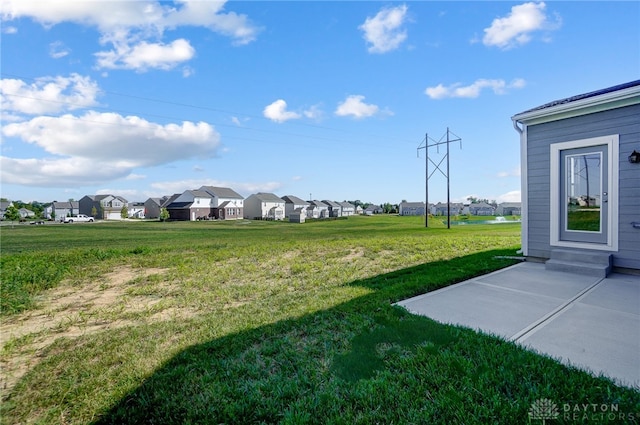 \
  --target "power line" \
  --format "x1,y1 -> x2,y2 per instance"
1,71 -> 421,146
3,92 -> 424,153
